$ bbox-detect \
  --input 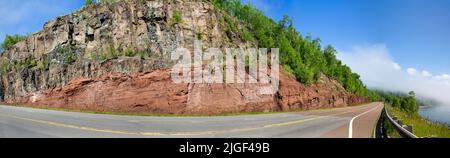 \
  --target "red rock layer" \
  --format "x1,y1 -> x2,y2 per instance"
7,69 -> 367,115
